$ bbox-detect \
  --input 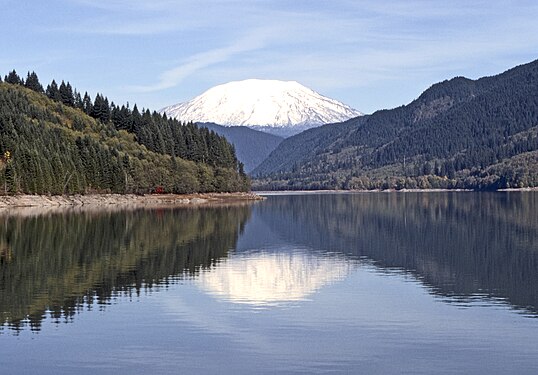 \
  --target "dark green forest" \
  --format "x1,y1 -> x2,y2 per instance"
253,59 -> 538,190
0,70 -> 249,195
